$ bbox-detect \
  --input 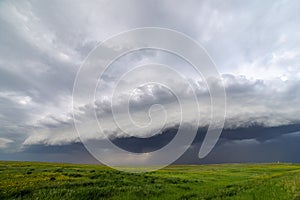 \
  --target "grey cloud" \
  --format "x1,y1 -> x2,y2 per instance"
0,138 -> 14,149
0,0 -> 299,164
22,73 -> 300,146
18,125 -> 300,164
